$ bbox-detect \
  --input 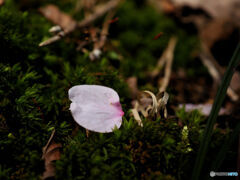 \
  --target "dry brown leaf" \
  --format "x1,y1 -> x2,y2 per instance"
200,42 -> 239,101
42,130 -> 62,180
77,0 -> 122,29
148,0 -> 175,13
200,19 -> 235,48
131,91 -> 169,126
39,0 -> 122,47
171,0 -> 240,24
230,72 -> 240,91
0,0 -> 4,6
143,91 -> 158,115
39,5 -> 77,33
131,107 -> 143,127
149,0 -> 240,50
